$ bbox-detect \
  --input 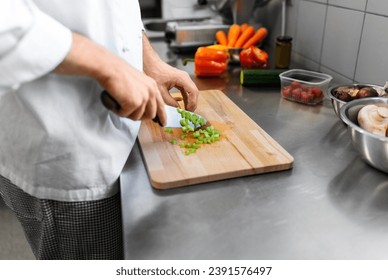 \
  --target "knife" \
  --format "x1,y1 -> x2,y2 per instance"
100,90 -> 206,128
